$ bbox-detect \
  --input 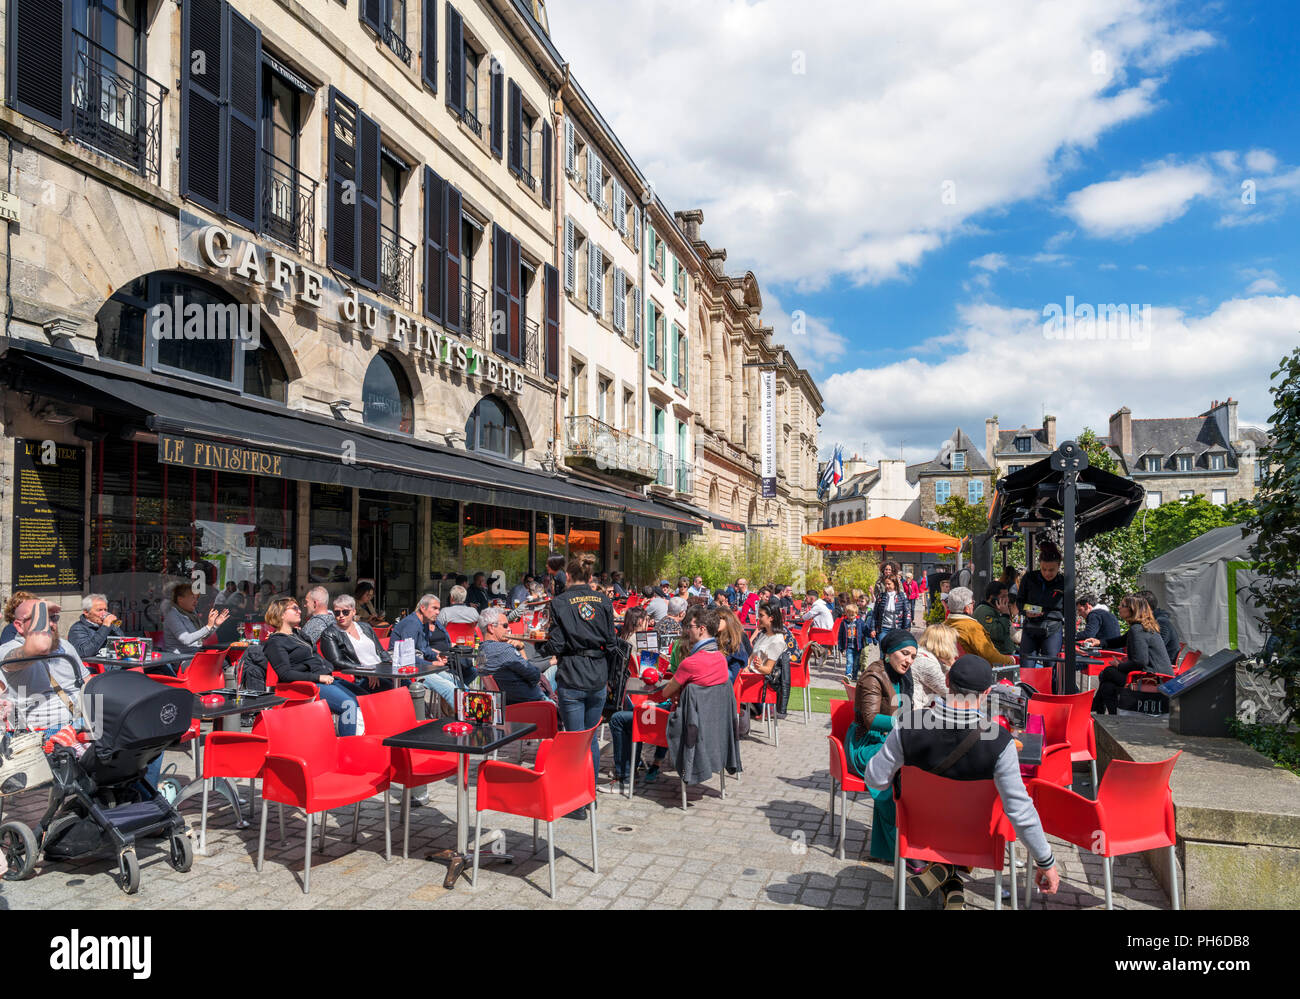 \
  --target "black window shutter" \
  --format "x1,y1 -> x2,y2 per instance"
444,185 -> 463,334
507,234 -> 521,359
326,88 -> 359,278
361,0 -> 383,34
225,4 -> 261,233
489,58 -> 503,159
422,165 -> 445,324
544,264 -> 560,381
444,3 -> 463,115
181,0 -> 226,213
421,0 -> 437,92
7,0 -> 68,132
541,120 -> 552,207
492,224 -> 510,355
356,110 -> 382,290
507,80 -> 521,176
